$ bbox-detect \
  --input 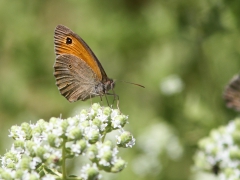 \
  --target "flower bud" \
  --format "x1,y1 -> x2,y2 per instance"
111,115 -> 128,129
68,127 -> 82,140
21,122 -> 32,140
35,146 -> 47,160
103,107 -> 112,117
104,140 -> 113,147
48,134 -> 62,148
86,166 -> 100,180
100,151 -> 112,166
5,152 -> 18,163
87,145 -> 98,161
25,141 -> 36,156
70,139 -> 87,155
116,131 -> 135,148
19,157 -> 31,170
81,164 -> 101,180
81,121 -> 90,128
111,159 -> 126,173
9,125 -> 20,139
111,109 -> 120,118
92,103 -> 101,111
7,162 -> 15,169
66,117 -> 77,127
15,169 -> 24,179
36,119 -> 47,129
61,119 -> 69,135
0,171 -> 12,179
51,117 -> 59,122
32,126 -> 42,135
88,129 -> 100,144
0,155 -> 15,169
80,109 -> 89,121
92,118 -> 102,129
14,140 -> 25,151
76,139 -> 87,153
